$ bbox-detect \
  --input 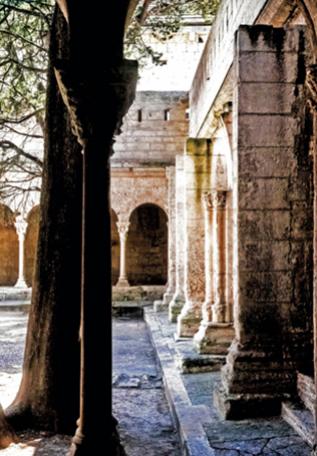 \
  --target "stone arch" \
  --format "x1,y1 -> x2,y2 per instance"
126,203 -> 168,285
127,200 -> 167,222
0,204 -> 18,286
24,205 -> 40,287
111,209 -> 120,285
